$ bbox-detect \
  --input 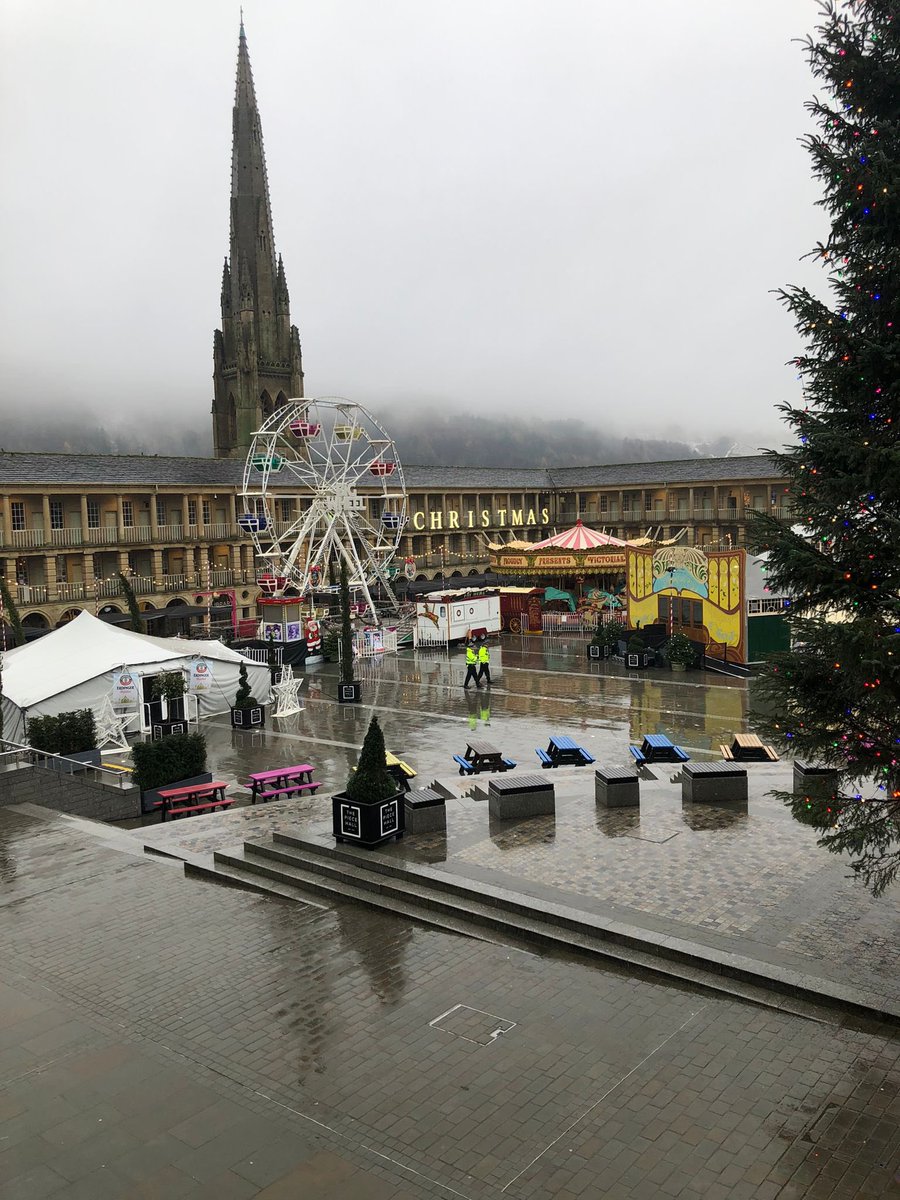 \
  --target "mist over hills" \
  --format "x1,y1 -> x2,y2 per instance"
0,407 -> 751,466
